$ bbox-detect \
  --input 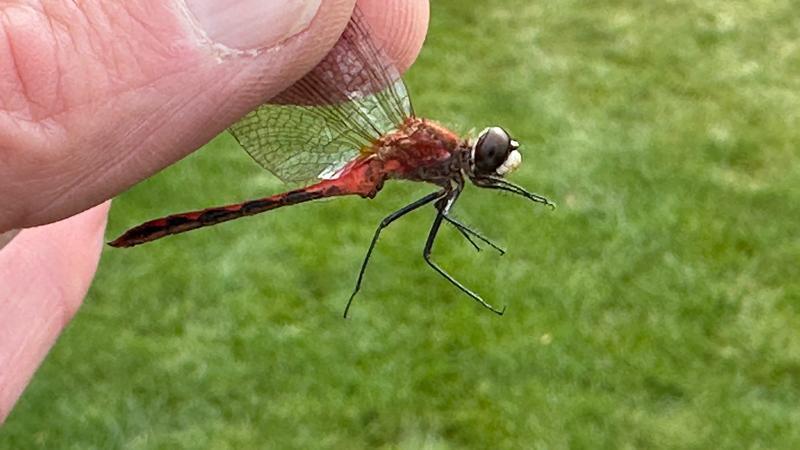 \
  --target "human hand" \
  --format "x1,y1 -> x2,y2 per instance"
0,0 -> 428,422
